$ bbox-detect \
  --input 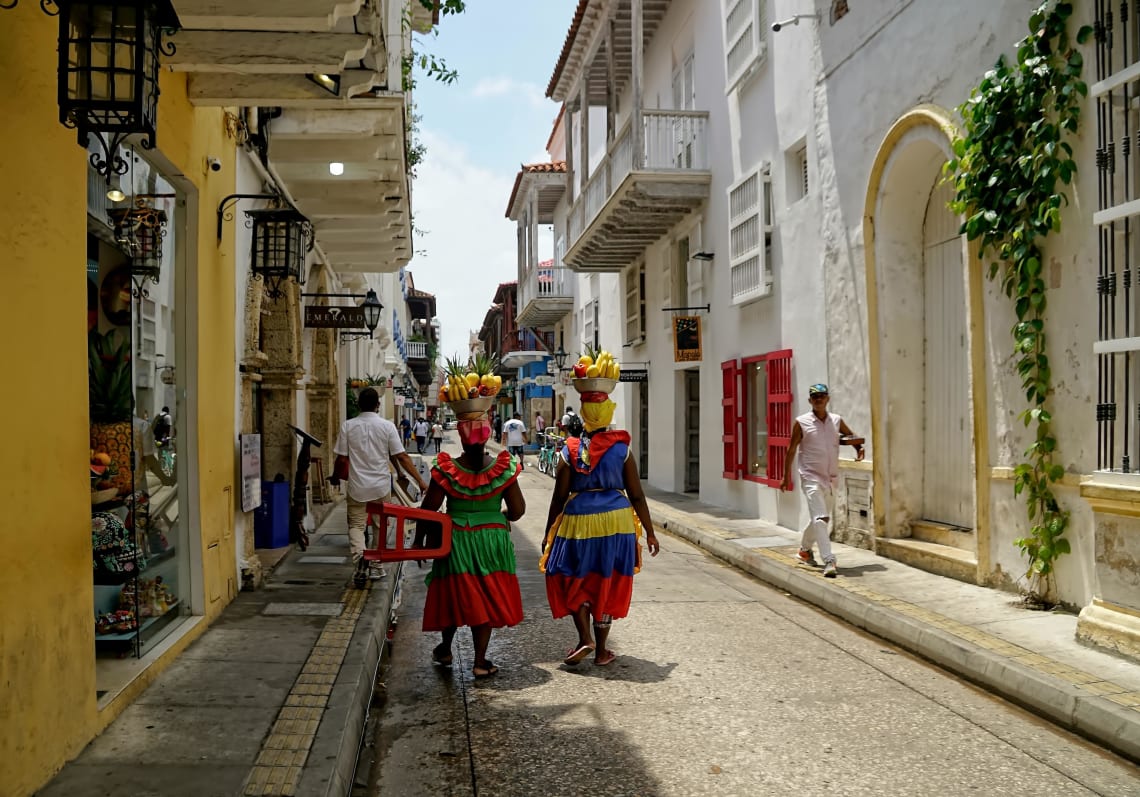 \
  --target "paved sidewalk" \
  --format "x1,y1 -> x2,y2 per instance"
642,487 -> 1140,763
40,502 -> 399,797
